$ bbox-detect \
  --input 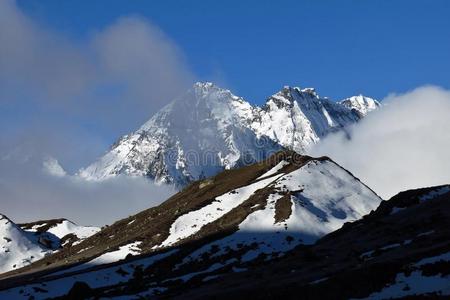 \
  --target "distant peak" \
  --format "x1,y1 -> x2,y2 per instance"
266,85 -> 321,109
192,81 -> 228,96
281,85 -> 291,92
340,94 -> 380,106
189,82 -> 245,105
193,81 -> 215,88
299,87 -> 317,96
338,94 -> 381,116
279,86 -> 318,97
